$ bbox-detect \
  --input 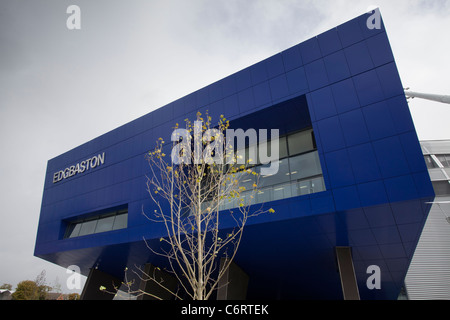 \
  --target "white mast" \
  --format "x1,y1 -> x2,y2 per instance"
404,88 -> 450,104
